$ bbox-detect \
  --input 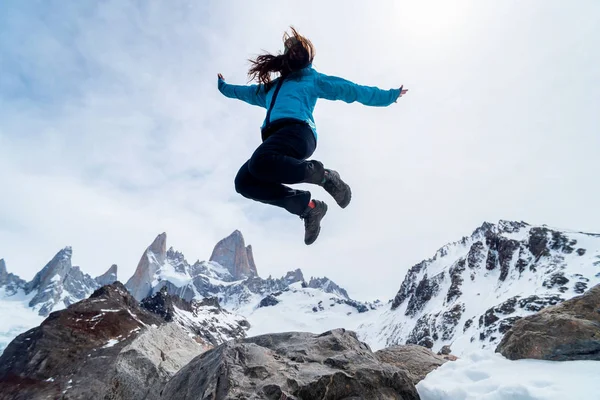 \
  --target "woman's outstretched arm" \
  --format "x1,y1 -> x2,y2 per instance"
217,74 -> 267,108
316,72 -> 407,106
